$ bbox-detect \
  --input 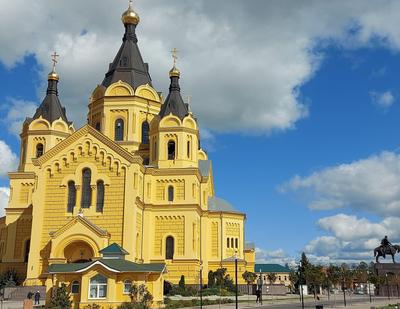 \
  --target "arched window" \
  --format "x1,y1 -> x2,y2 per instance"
24,239 -> 30,262
231,238 -> 234,248
115,119 -> 124,141
168,186 -> 174,202
235,238 -> 238,249
71,281 -> 80,294
89,274 -> 107,299
67,181 -> 76,213
187,141 -> 191,158
123,280 -> 132,294
95,122 -> 101,131
36,143 -> 44,158
167,140 -> 175,160
81,168 -> 92,208
96,180 -> 105,212
166,236 -> 174,260
141,121 -> 149,144
227,238 -> 230,248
